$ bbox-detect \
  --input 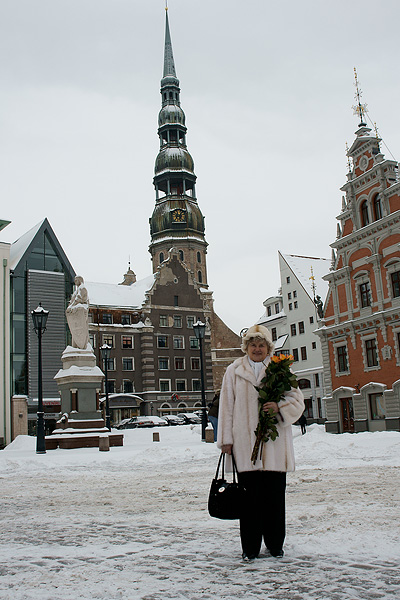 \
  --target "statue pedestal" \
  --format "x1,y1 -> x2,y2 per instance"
46,344 -> 123,450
